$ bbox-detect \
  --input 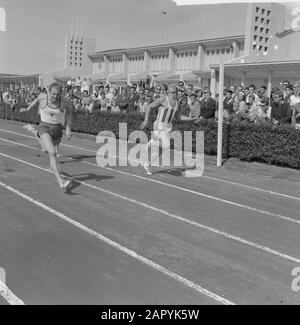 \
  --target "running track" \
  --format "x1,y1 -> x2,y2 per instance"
0,120 -> 300,305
